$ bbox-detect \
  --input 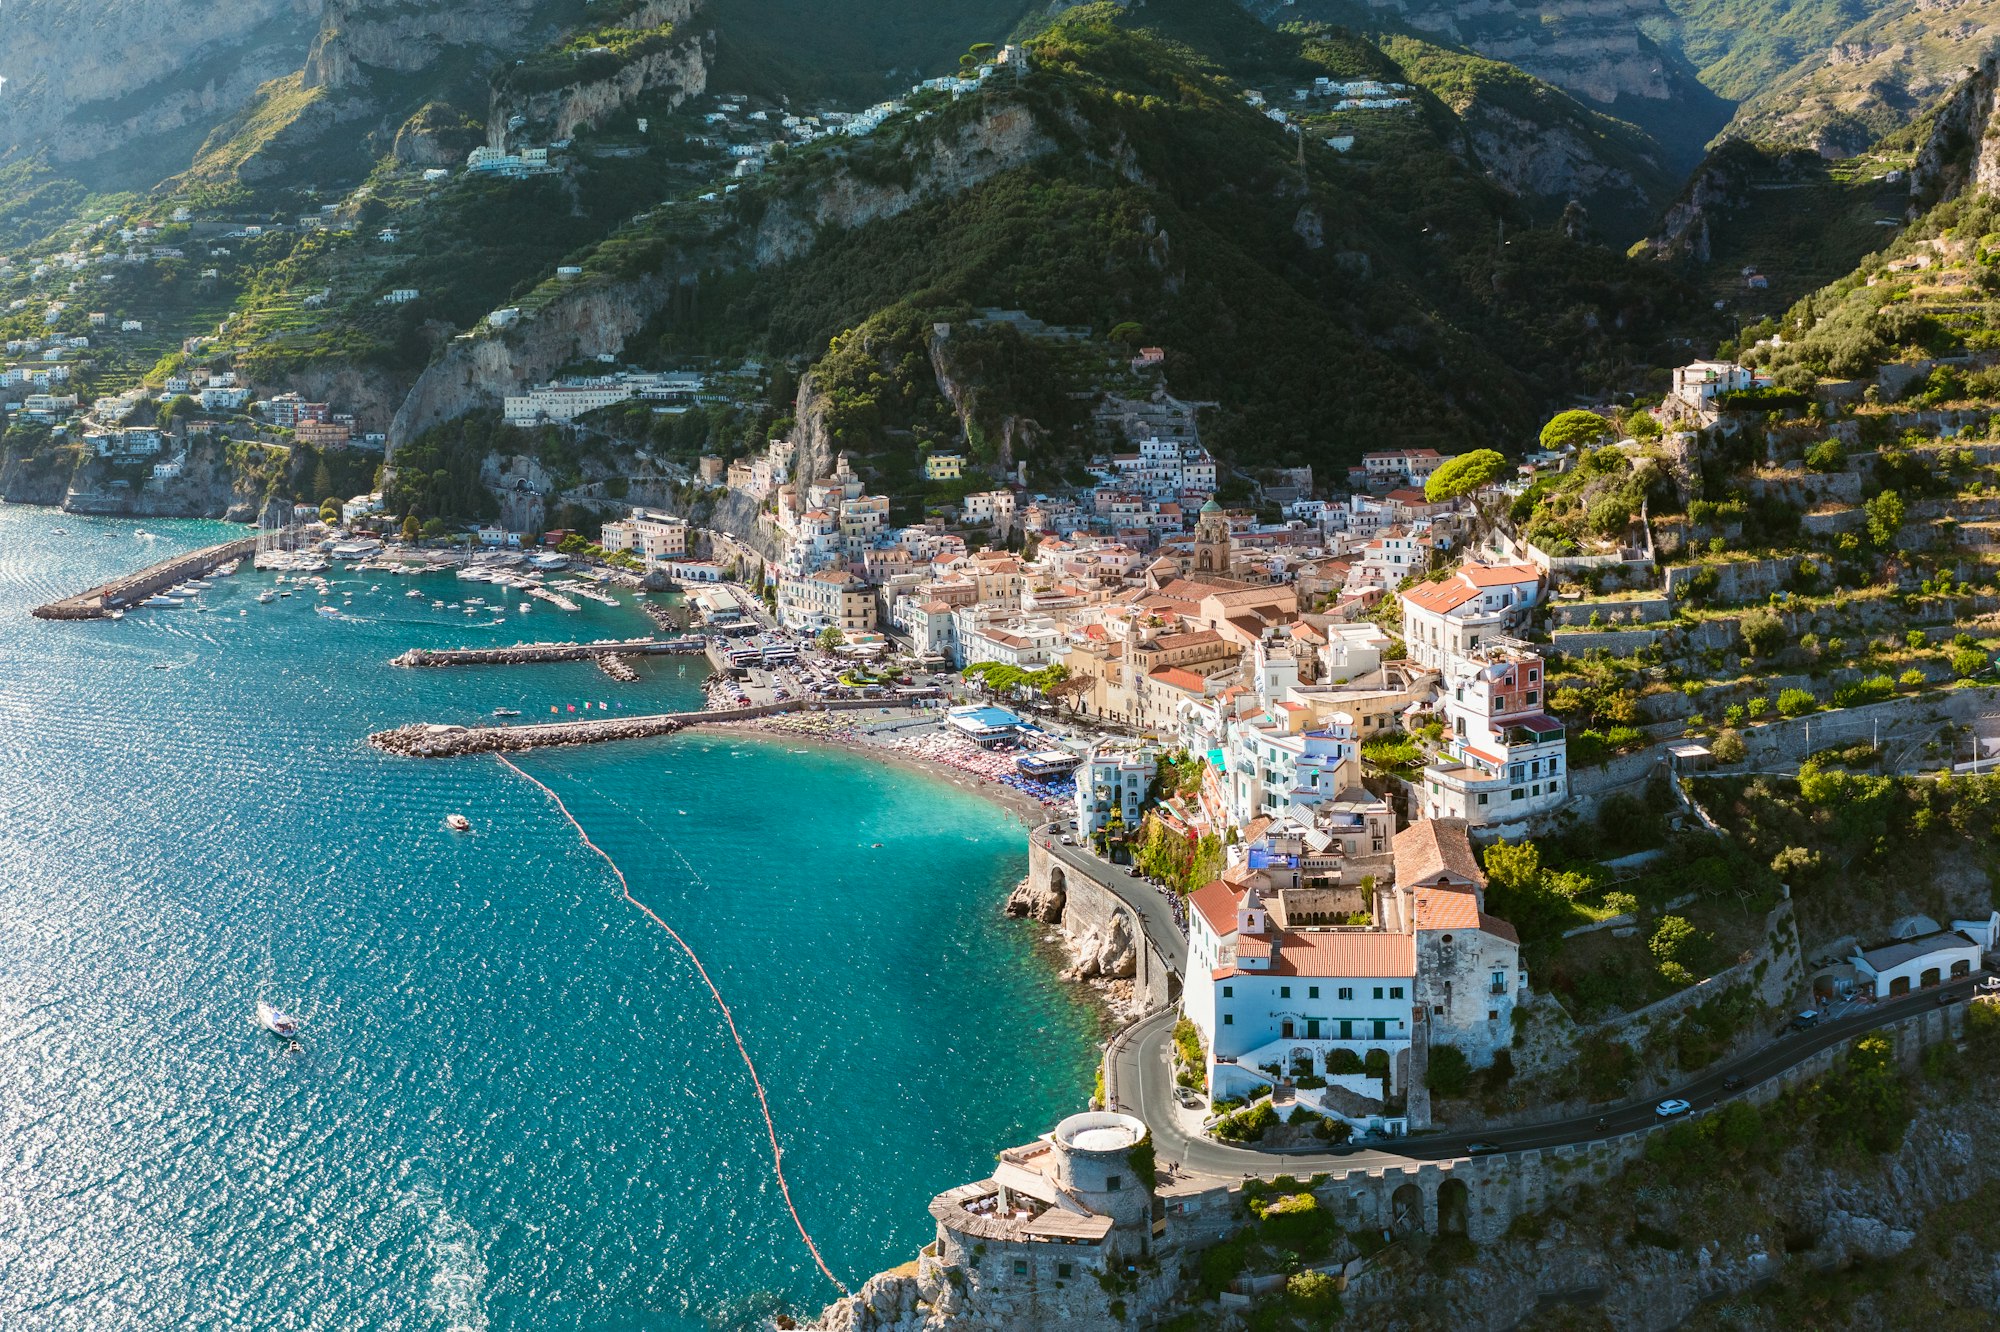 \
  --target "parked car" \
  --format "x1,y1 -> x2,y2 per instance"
1790,1010 -> 1821,1031
1654,1098 -> 1692,1118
